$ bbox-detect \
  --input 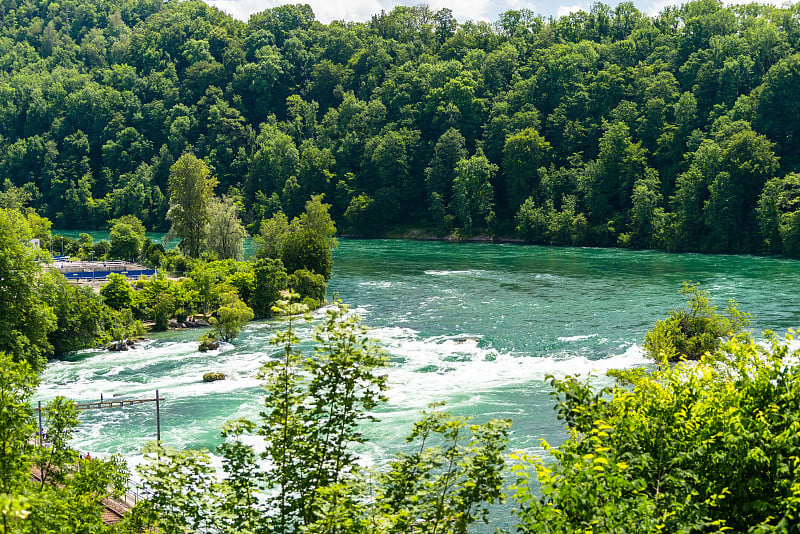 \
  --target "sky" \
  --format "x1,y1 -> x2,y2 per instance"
204,0 -> 787,25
